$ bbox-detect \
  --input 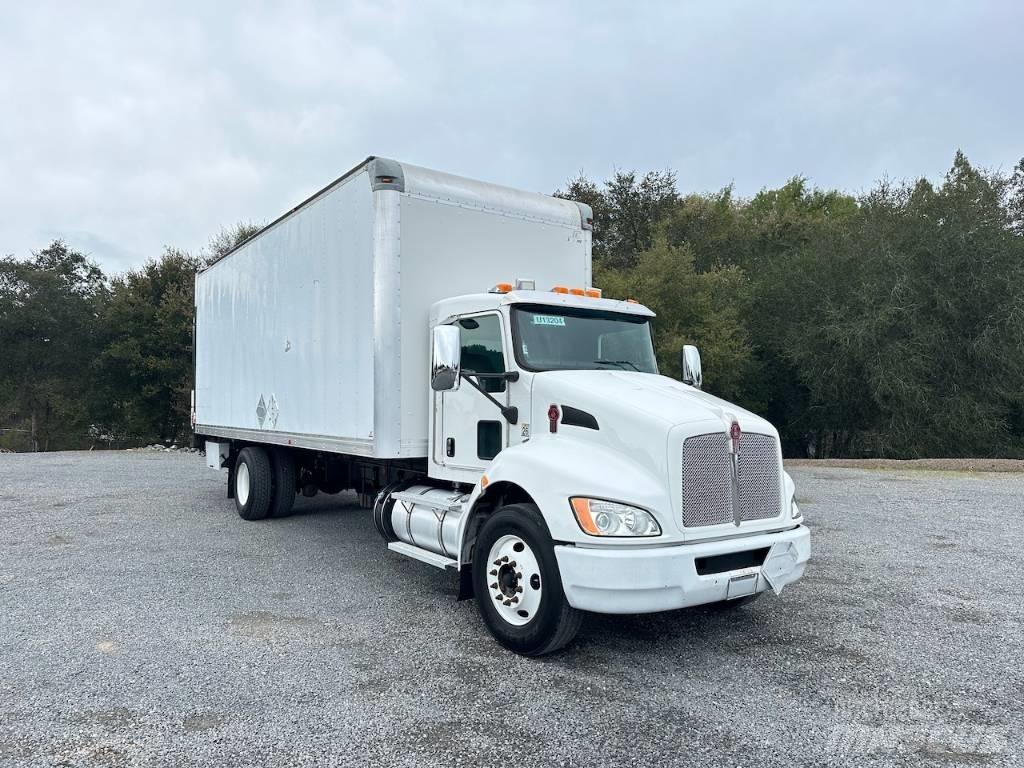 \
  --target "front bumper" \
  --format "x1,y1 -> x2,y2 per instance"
554,525 -> 810,614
